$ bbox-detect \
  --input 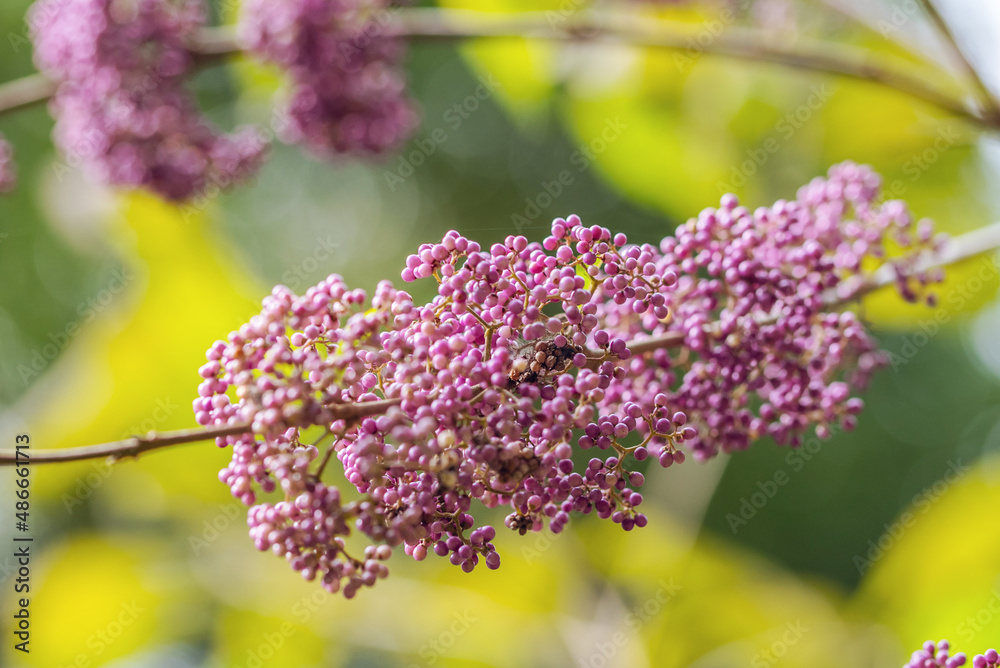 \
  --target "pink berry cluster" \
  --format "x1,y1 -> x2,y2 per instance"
239,0 -> 417,156
906,641 -> 1000,668
0,134 -> 15,193
30,0 -> 267,201
195,162 -> 942,597
241,429 -> 394,598
598,160 -> 941,457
